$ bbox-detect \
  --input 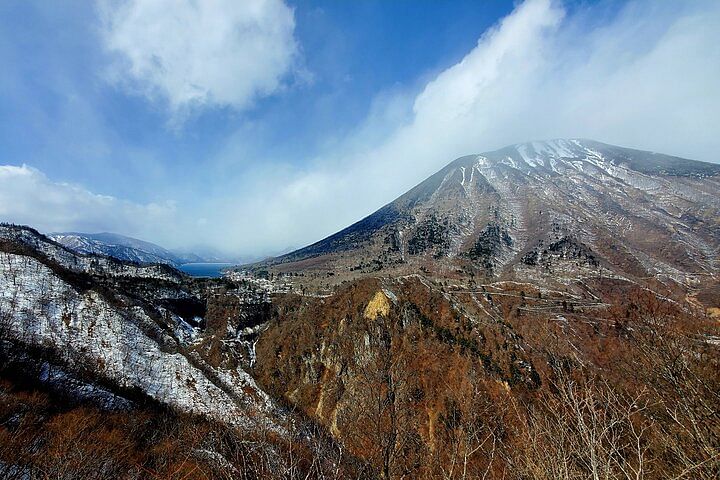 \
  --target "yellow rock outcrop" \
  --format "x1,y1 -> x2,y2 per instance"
364,290 -> 391,319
